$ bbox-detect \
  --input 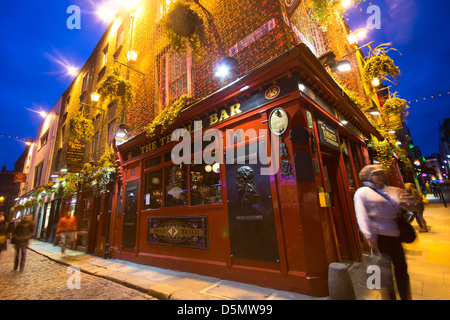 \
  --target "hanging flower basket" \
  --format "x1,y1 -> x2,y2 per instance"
383,97 -> 409,118
69,114 -> 94,141
364,55 -> 400,86
162,1 -> 205,54
98,70 -> 134,106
